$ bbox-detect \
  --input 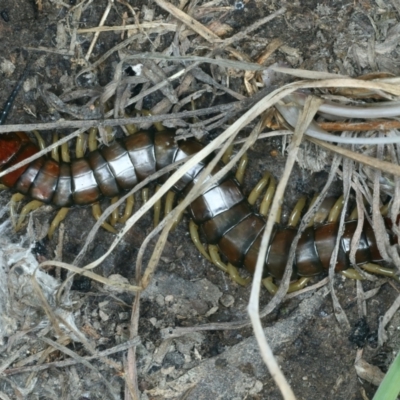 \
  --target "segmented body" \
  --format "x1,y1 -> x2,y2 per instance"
0,77 -> 394,281
0,127 -> 393,280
